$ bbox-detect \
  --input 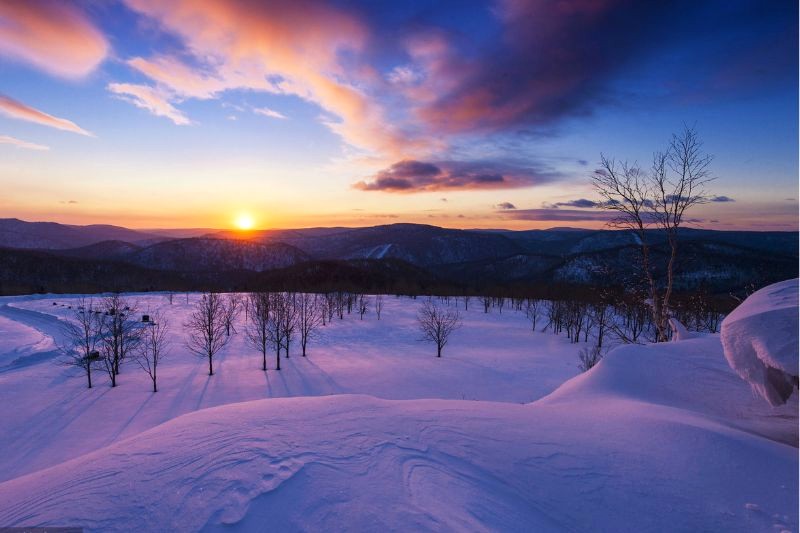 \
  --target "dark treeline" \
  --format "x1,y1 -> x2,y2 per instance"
0,247 -> 770,314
